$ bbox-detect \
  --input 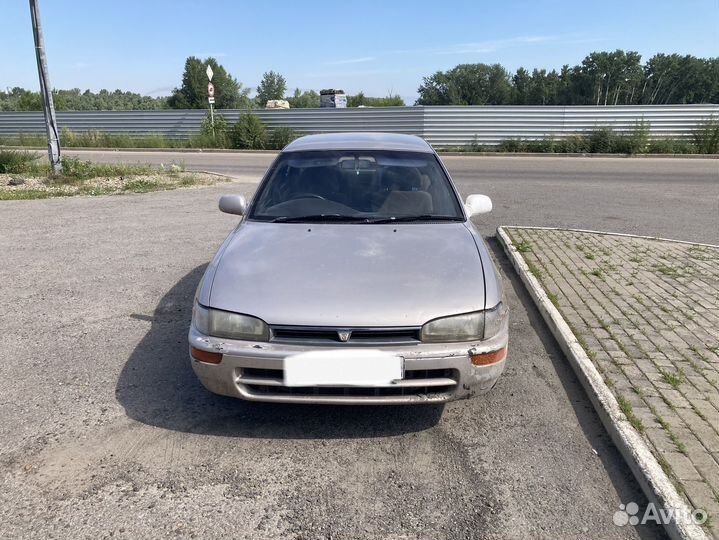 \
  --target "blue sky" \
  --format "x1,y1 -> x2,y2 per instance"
3,0 -> 718,103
